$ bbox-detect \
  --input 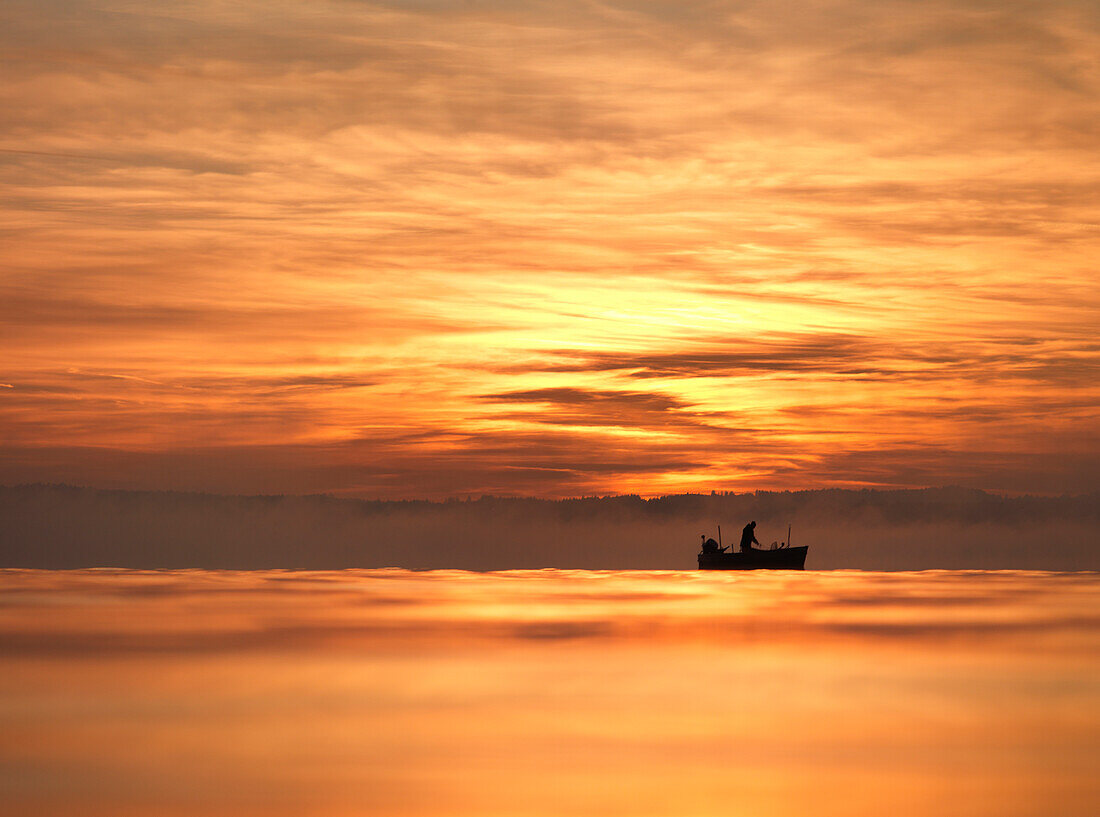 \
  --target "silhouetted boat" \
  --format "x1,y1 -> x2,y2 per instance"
698,545 -> 808,570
